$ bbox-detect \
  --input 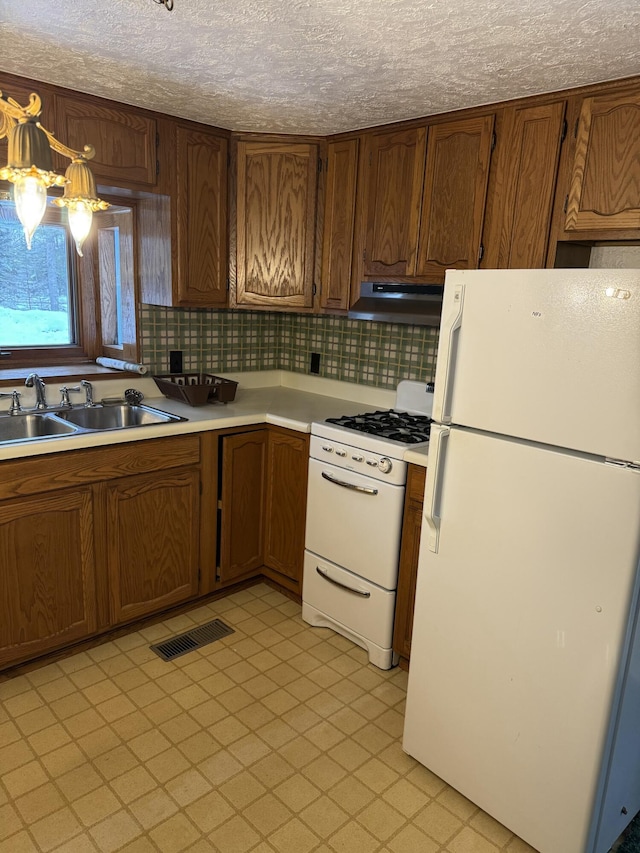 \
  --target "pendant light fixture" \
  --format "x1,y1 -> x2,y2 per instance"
0,90 -> 109,256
